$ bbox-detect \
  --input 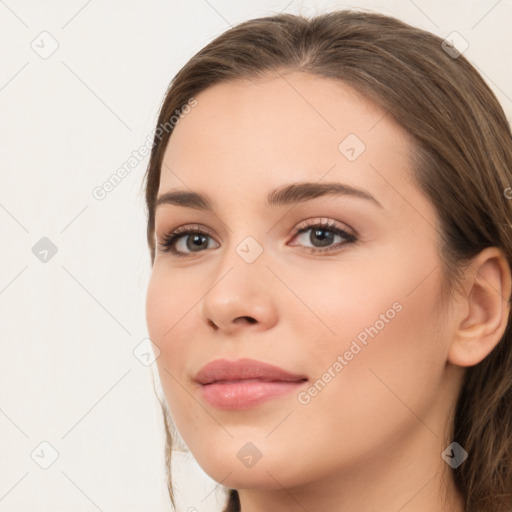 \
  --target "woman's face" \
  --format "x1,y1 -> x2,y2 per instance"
146,71 -> 462,492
